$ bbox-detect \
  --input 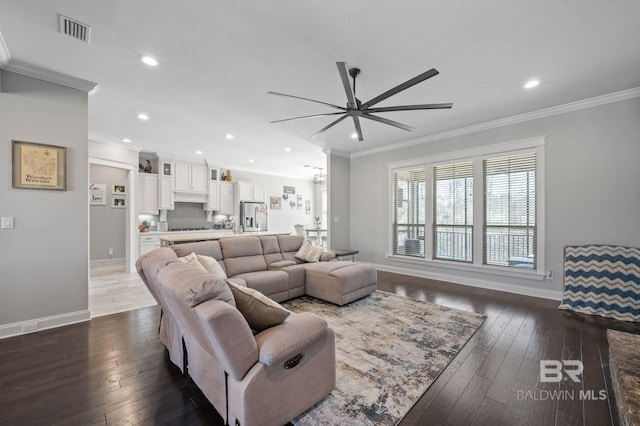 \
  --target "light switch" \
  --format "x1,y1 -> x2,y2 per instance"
1,217 -> 14,229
